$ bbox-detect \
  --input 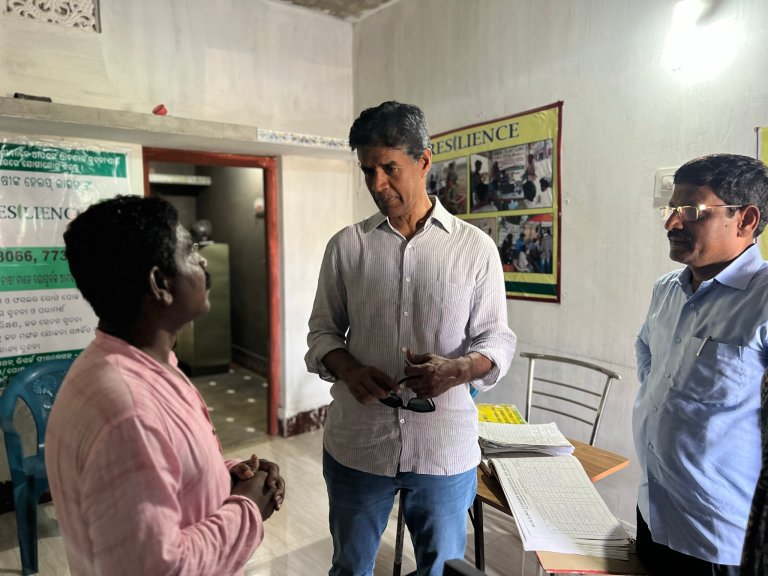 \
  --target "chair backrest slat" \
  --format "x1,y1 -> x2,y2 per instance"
532,390 -> 599,413
533,376 -> 604,398
520,352 -> 621,447
530,404 -> 595,427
